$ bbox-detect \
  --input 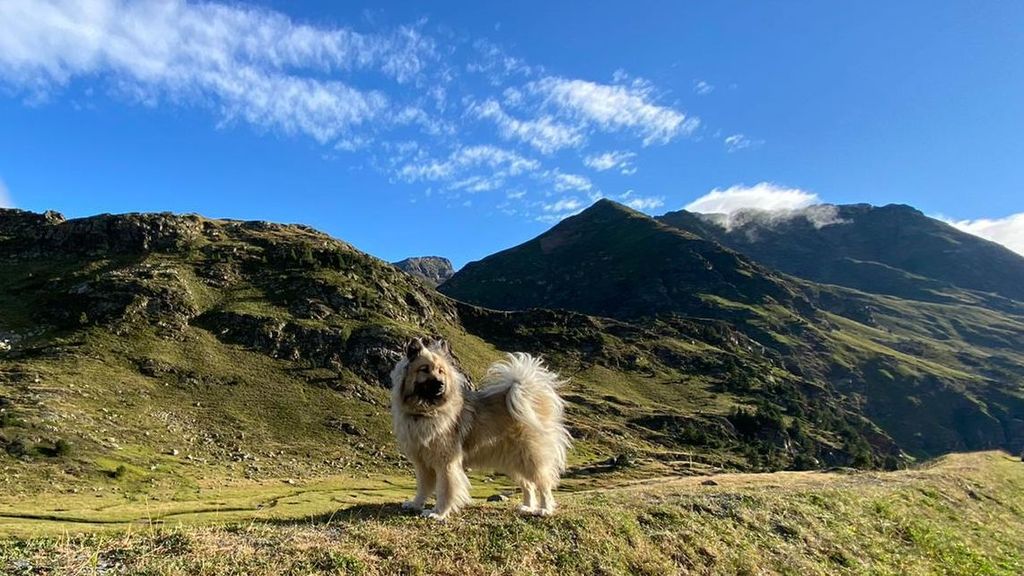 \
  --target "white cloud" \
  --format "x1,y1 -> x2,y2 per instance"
941,214 -> 1024,256
543,198 -> 583,213
0,0 -> 438,144
617,190 -> 663,212
398,145 -> 539,184
535,197 -> 586,223
724,133 -> 762,152
470,99 -> 583,154
549,171 -> 592,192
529,76 -> 698,145
686,183 -> 819,214
693,80 -> 714,95
0,178 -> 13,208
466,39 -> 538,85
584,150 -> 636,173
686,183 -> 847,231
